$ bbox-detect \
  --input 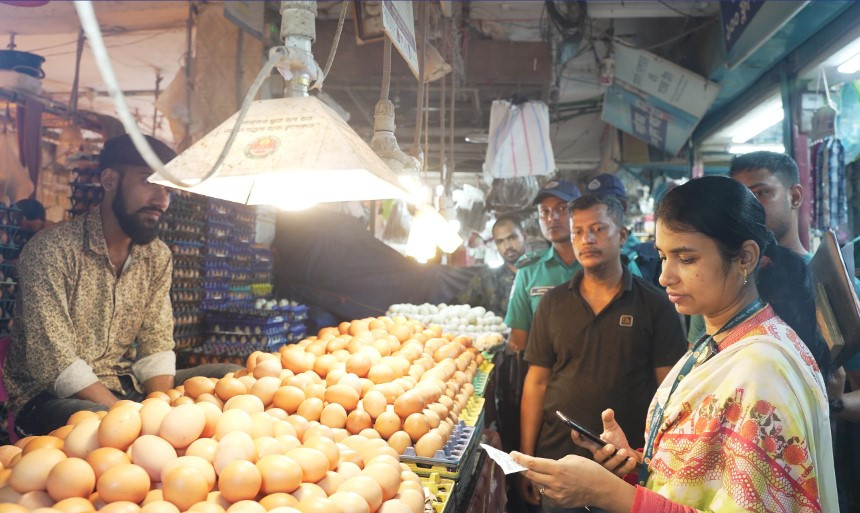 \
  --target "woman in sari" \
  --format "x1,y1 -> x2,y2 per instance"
512,176 -> 836,512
